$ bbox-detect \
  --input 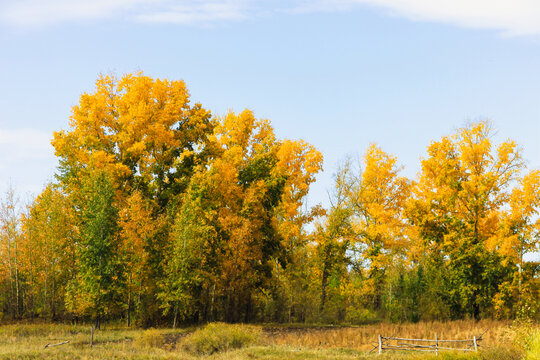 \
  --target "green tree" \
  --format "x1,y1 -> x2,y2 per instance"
66,171 -> 123,328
